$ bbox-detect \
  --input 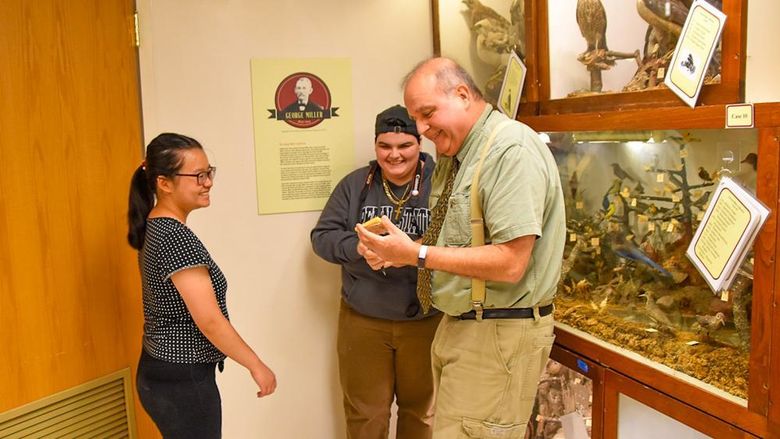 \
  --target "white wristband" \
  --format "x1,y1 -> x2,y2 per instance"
417,245 -> 429,269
